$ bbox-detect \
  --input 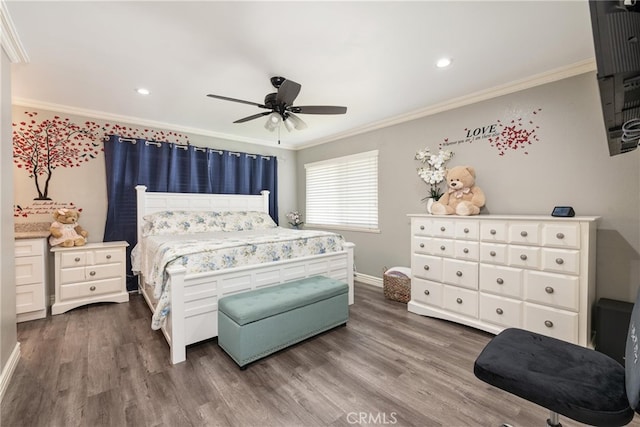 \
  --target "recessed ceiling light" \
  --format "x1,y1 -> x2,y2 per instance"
436,57 -> 452,68
136,88 -> 150,95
